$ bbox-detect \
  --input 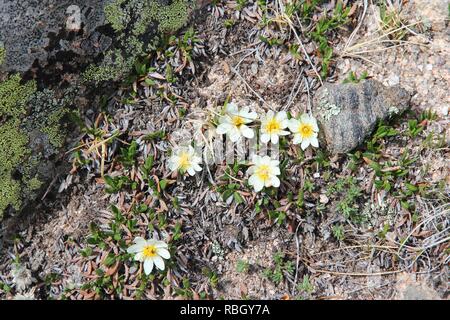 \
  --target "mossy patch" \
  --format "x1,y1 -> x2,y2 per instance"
25,88 -> 71,149
26,176 -> 43,192
84,0 -> 191,83
0,44 -> 5,65
0,120 -> 30,217
0,74 -> 37,118
40,108 -> 70,148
